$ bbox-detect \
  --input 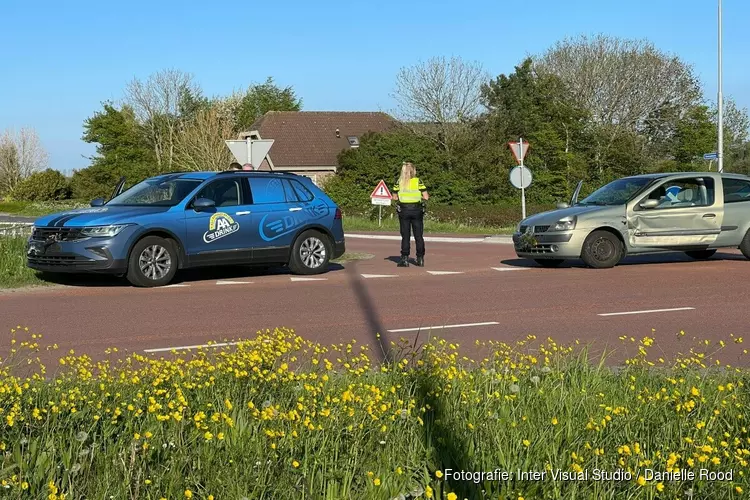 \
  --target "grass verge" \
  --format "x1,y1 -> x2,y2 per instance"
331,252 -> 375,263
0,328 -> 748,499
0,236 -> 43,288
0,200 -> 87,217
343,215 -> 514,235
